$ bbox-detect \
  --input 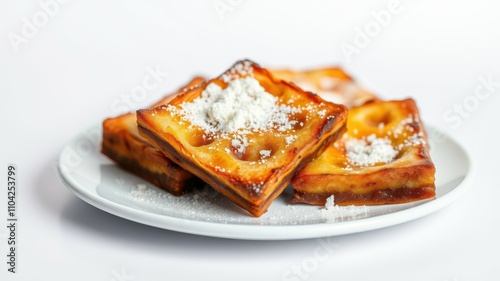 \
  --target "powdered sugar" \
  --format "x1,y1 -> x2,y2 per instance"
231,135 -> 249,154
259,149 -> 271,158
166,76 -> 318,155
221,61 -> 253,83
344,113 -> 428,167
128,183 -> 369,224
392,115 -> 419,138
169,77 -> 301,135
324,195 -> 336,210
321,195 -> 368,218
285,135 -> 297,146
345,134 -> 398,166
397,132 -> 426,150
